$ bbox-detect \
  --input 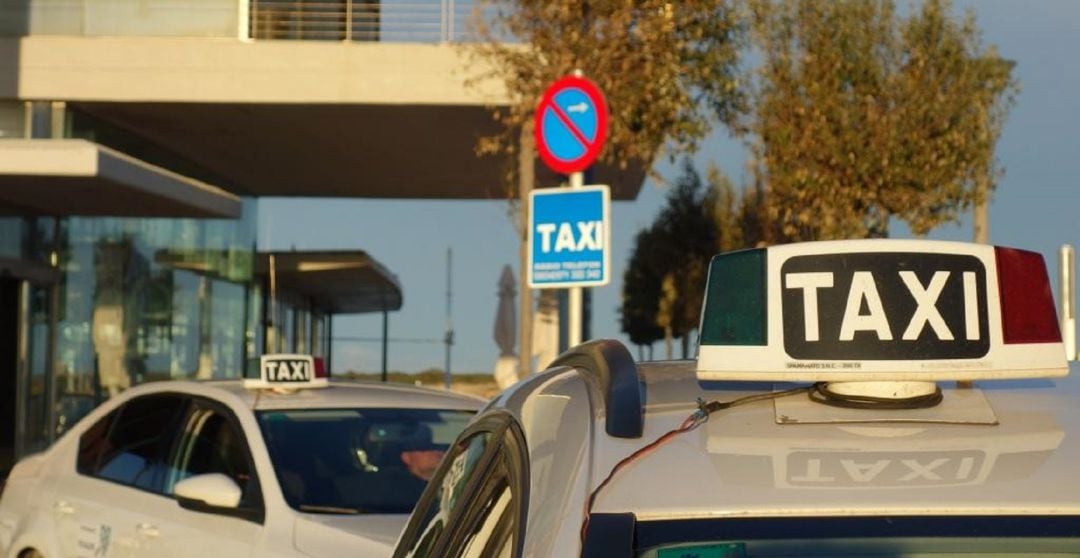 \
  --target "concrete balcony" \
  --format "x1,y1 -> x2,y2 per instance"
0,3 -> 645,201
